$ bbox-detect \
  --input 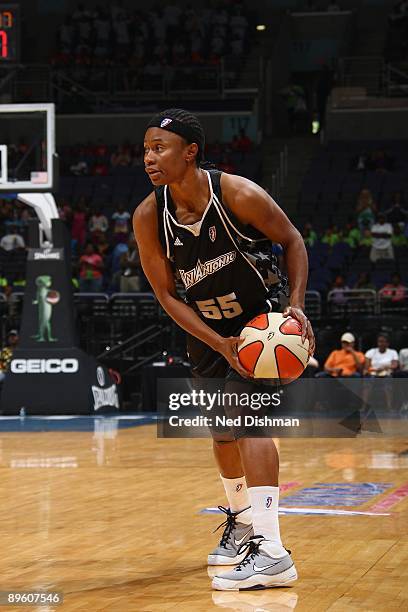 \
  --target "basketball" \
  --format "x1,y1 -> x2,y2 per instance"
46,290 -> 60,305
238,313 -> 310,381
